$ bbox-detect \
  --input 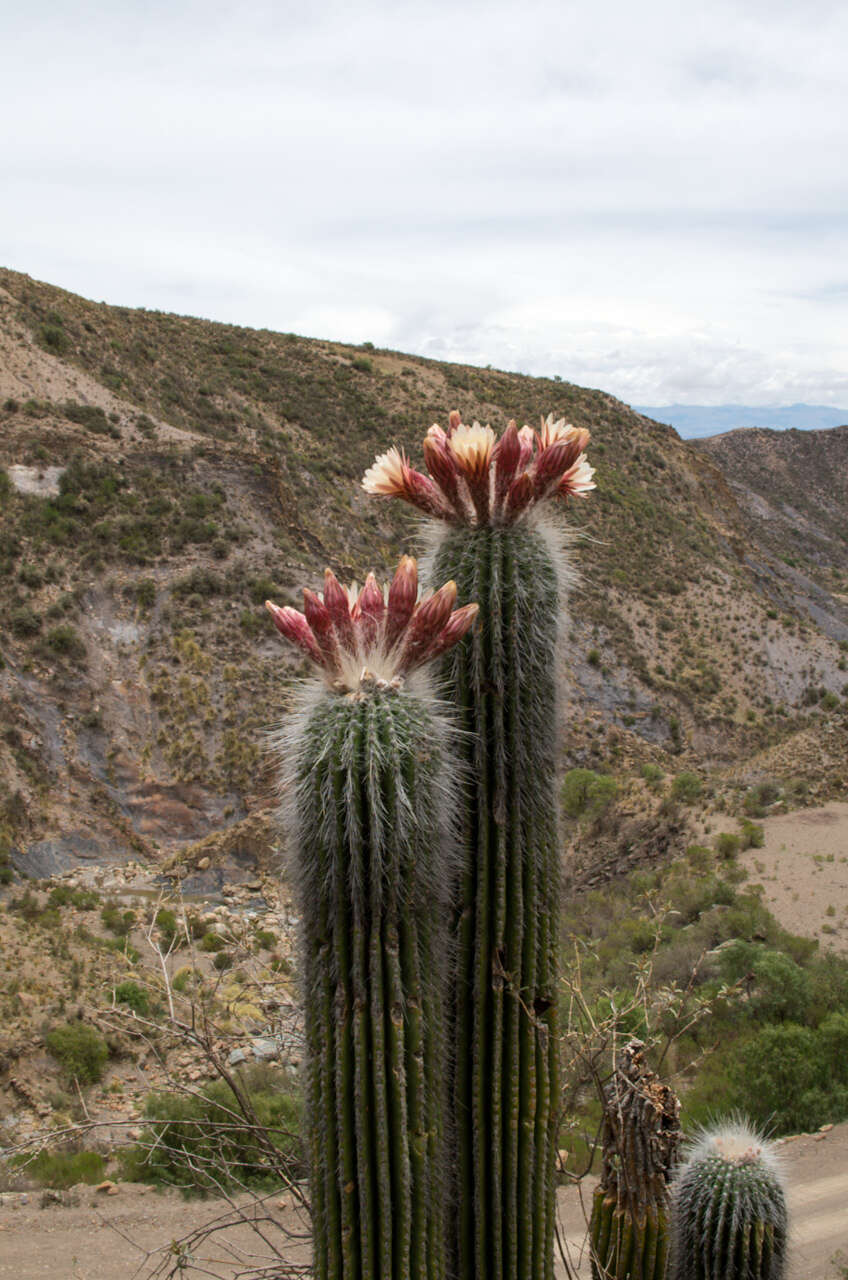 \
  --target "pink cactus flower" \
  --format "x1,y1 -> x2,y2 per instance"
266,556 -> 478,692
362,411 -> 595,526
